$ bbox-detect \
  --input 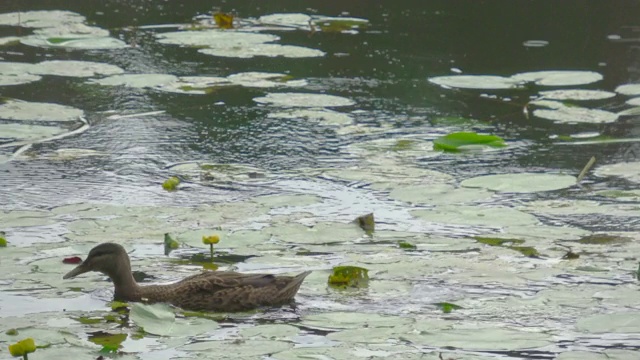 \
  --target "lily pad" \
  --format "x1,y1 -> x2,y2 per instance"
461,173 -> 577,193
403,327 -> 551,350
594,162 -> 640,183
258,13 -> 312,29
156,30 -> 278,47
199,43 -> 325,58
428,75 -> 521,90
0,74 -> 42,86
0,10 -> 85,28
32,60 -> 124,78
615,83 -> 640,96
433,132 -> 506,152
533,107 -> 618,124
576,312 -> 640,333
0,100 -> 84,122
302,312 -> 413,330
511,70 -> 603,86
227,72 -> 306,88
268,109 -> 353,125
388,184 -> 493,205
626,97 -> 640,106
0,123 -> 68,142
538,89 -> 616,101
313,16 -> 369,33
254,92 -> 355,107
21,36 -> 127,49
89,74 -> 179,88
129,303 -> 218,337
268,222 -> 364,244
412,205 -> 540,227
